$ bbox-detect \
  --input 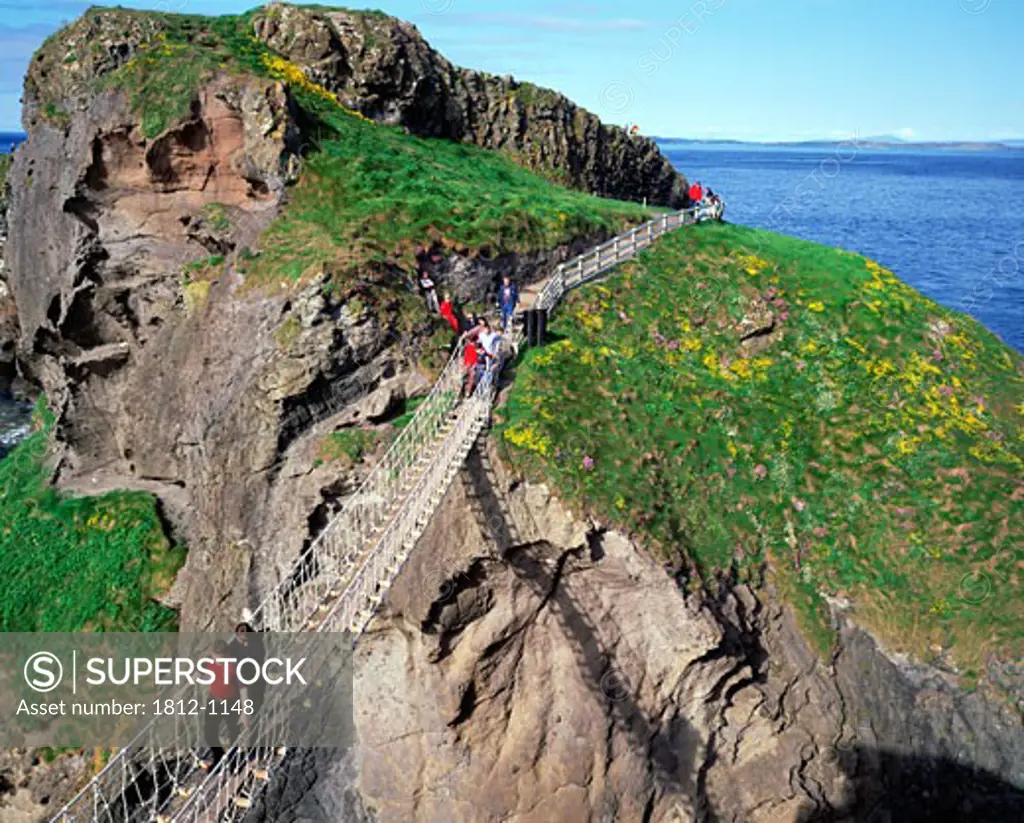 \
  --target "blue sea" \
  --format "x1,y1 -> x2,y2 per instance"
1,135 -> 1022,449
0,131 -> 24,153
661,141 -> 1024,353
